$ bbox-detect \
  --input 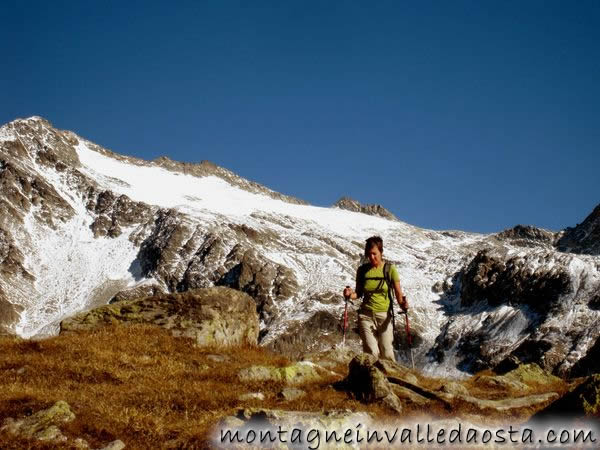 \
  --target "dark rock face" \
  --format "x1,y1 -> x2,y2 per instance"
460,249 -> 571,310
86,190 -> 154,238
569,336 -> 600,378
556,203 -> 600,255
0,158 -> 74,227
60,287 -> 260,347
333,197 -> 397,221
0,228 -> 33,281
430,245 -> 600,378
0,293 -> 23,334
216,246 -> 298,325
